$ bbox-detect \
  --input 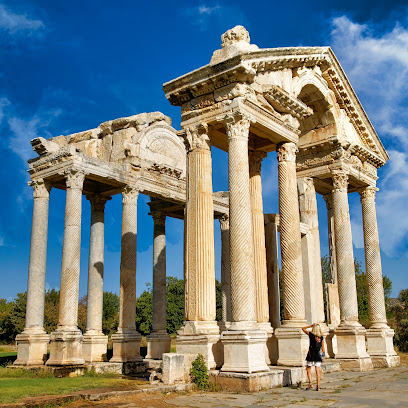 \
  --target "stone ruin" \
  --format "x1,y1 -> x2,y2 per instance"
14,26 -> 399,389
